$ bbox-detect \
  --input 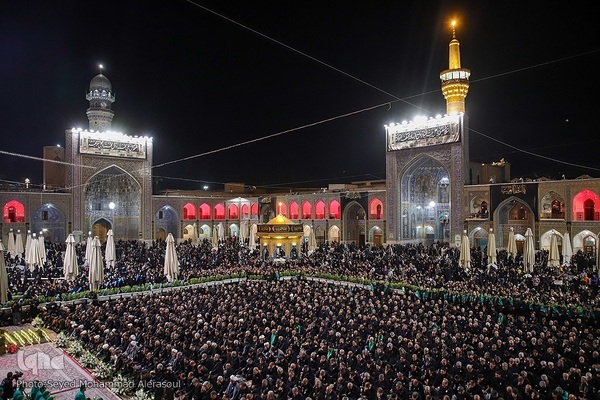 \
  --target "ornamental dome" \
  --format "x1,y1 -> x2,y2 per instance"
89,74 -> 112,91
267,214 -> 296,225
